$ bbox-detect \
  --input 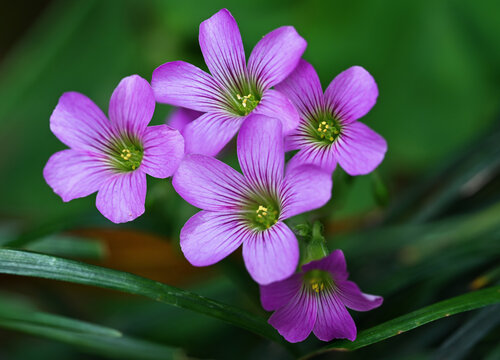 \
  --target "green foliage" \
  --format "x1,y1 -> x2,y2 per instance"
1,249 -> 499,359
0,293 -> 182,359
0,249 -> 285,346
